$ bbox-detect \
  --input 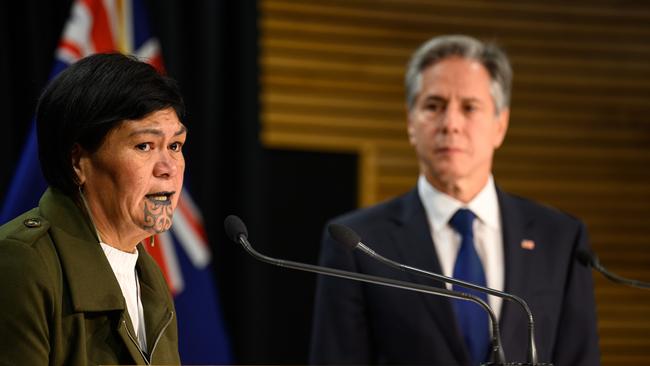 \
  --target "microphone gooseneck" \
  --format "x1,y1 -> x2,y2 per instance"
225,215 -> 507,365
576,248 -> 650,290
328,223 -> 541,365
